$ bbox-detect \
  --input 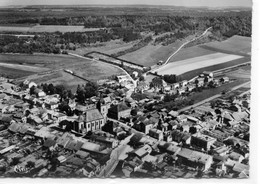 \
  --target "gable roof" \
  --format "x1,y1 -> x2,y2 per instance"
85,108 -> 103,122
